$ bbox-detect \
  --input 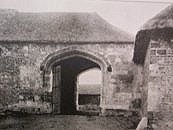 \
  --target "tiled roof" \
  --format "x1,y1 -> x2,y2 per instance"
0,10 -> 133,43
